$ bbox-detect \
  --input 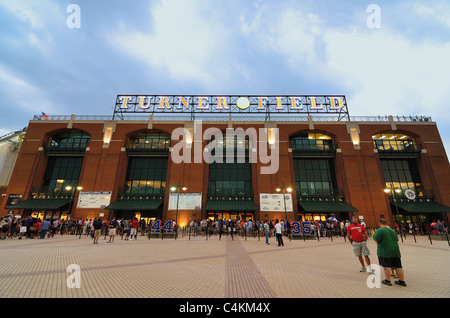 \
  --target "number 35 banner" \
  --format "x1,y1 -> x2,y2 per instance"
290,221 -> 312,235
